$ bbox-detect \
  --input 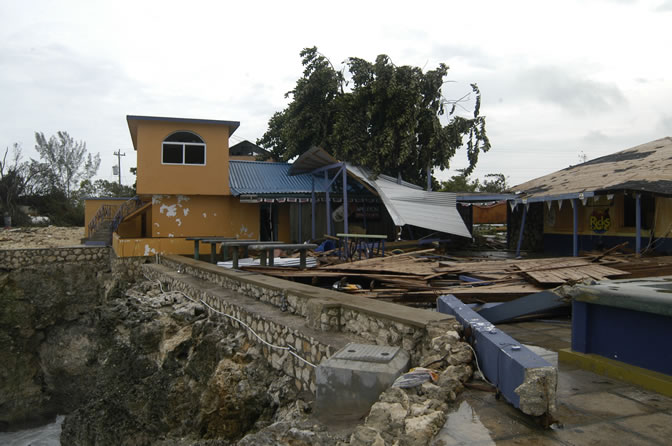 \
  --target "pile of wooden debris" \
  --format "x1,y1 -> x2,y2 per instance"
241,246 -> 672,306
